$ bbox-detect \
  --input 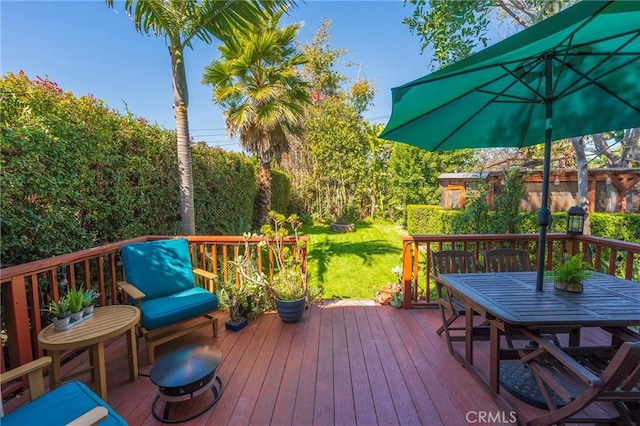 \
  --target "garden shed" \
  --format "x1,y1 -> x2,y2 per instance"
439,168 -> 640,213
